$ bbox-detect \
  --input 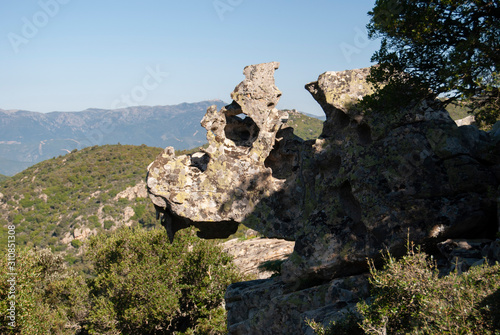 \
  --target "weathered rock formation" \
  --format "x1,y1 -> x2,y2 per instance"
114,181 -> 148,200
437,238 -> 497,274
222,238 -> 295,279
147,62 -> 500,334
147,62 -> 287,241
